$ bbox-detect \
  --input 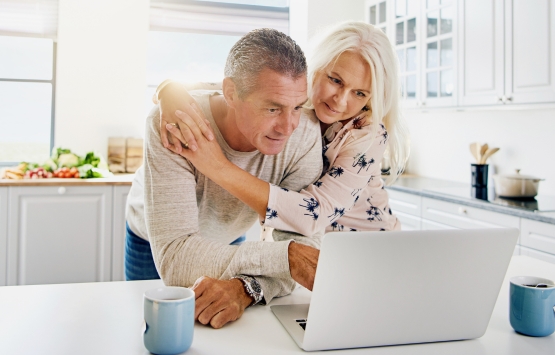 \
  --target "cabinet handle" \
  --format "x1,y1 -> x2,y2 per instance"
505,96 -> 513,102
458,207 -> 467,214
497,96 -> 504,102
58,187 -> 66,195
